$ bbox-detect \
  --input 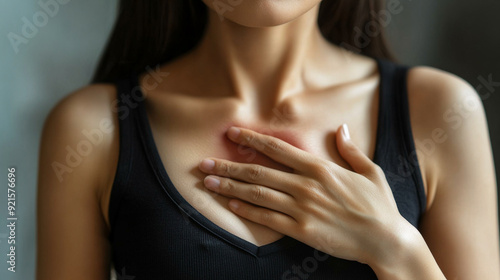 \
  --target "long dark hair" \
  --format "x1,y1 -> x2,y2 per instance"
92,0 -> 394,83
